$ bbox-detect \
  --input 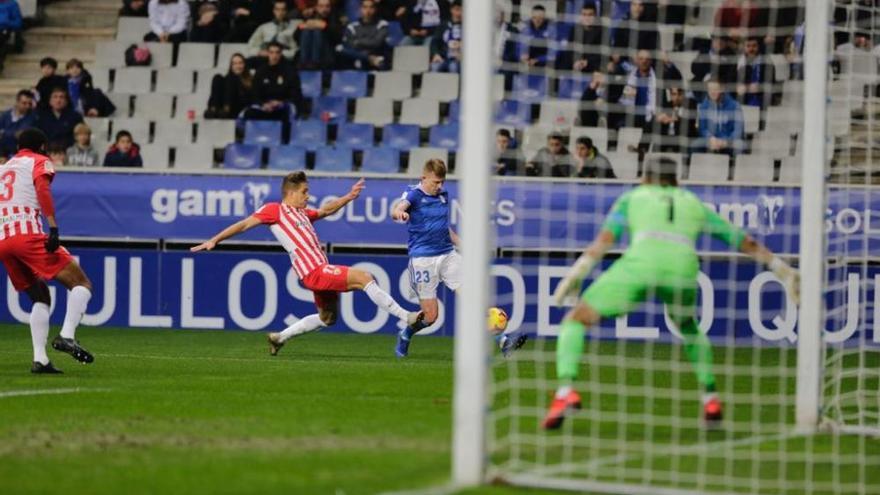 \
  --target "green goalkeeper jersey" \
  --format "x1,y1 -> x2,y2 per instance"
602,184 -> 746,270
